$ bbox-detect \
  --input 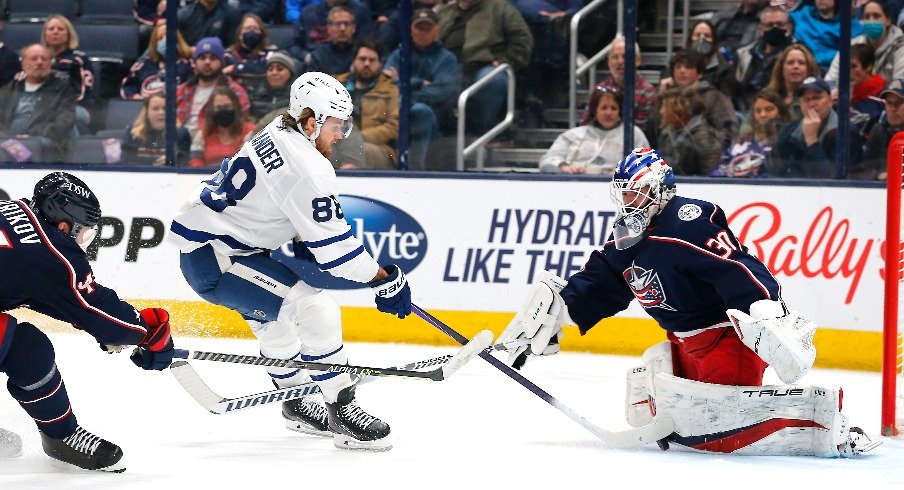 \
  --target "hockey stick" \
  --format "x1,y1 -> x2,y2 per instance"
170,331 -> 505,414
411,304 -> 675,448
173,329 -> 492,382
